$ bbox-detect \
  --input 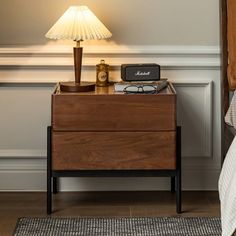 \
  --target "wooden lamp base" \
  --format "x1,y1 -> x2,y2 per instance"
60,82 -> 95,92
60,44 -> 95,93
